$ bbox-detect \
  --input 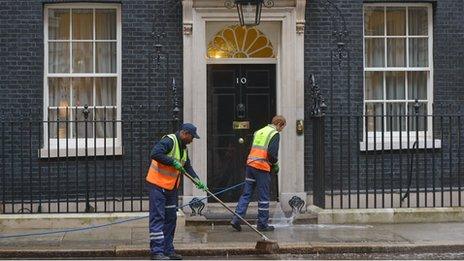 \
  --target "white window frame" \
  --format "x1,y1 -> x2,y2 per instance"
361,3 -> 439,151
42,3 -> 122,158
